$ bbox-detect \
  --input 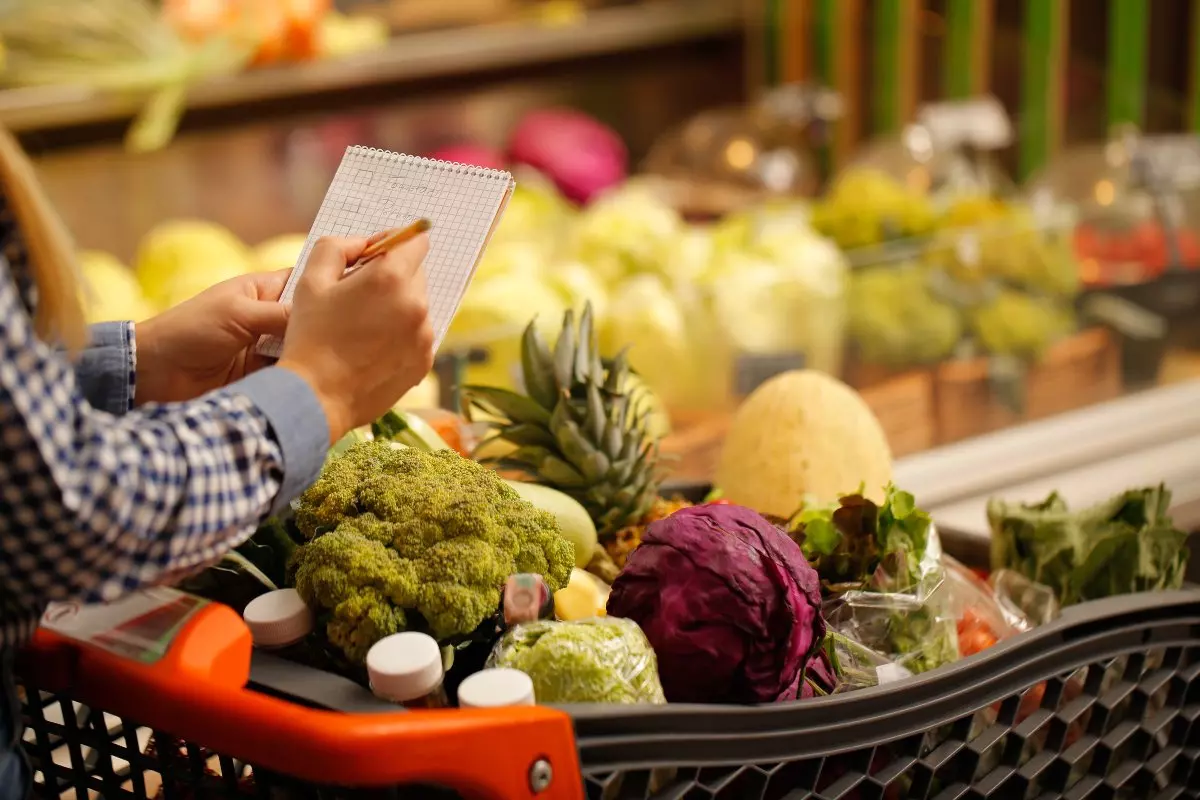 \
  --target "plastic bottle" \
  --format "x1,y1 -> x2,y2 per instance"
457,667 -> 536,708
502,573 -> 554,627
365,632 -> 448,709
242,589 -> 315,660
445,574 -> 553,706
